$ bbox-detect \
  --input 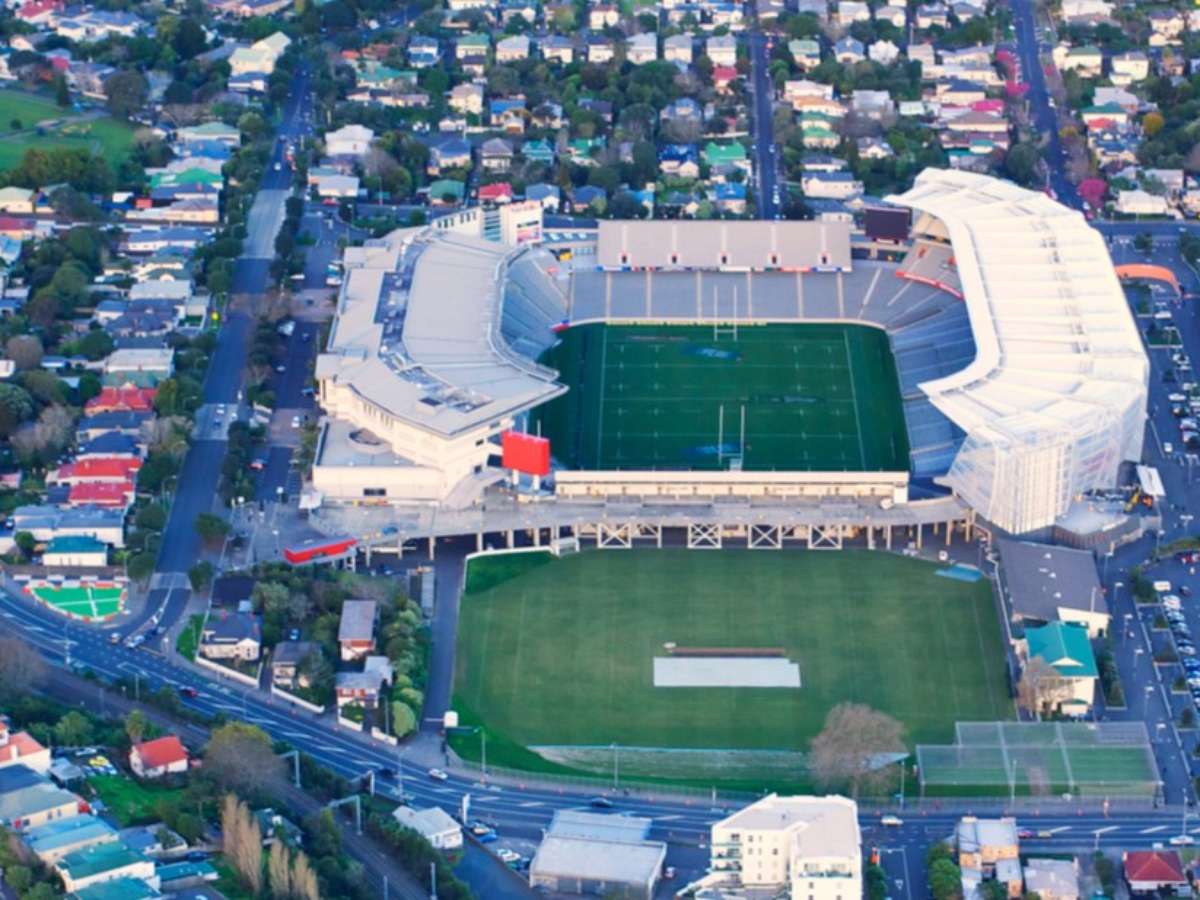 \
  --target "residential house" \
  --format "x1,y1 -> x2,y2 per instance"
427,139 -> 472,174
1124,851 -> 1188,894
914,2 -> 949,27
448,82 -> 484,115
627,33 -> 658,65
659,143 -> 701,178
525,183 -> 561,211
392,806 -> 463,850
228,32 -> 290,78
664,33 -> 693,65
1080,102 -> 1129,128
427,179 -> 465,206
1024,859 -> 1079,900
522,139 -> 555,164
801,117 -> 841,149
1147,8 -> 1184,42
711,182 -> 746,214
325,124 -> 374,158
480,138 -> 514,172
802,172 -> 863,199
129,736 -> 188,780
0,765 -> 82,831
271,641 -> 316,689
712,65 -> 739,92
1058,45 -> 1102,77
177,121 -> 241,147
456,33 -> 489,60
836,0 -> 870,23
587,35 -> 614,63
706,34 -> 738,66
788,38 -> 820,70
1092,85 -> 1139,115
852,89 -> 894,118
408,36 -> 441,68
199,612 -> 262,662
478,181 -> 514,204
540,34 -> 574,64
703,141 -> 750,178
588,3 -> 620,27
496,34 -> 530,62
1059,0 -> 1112,19
869,40 -> 901,65
0,187 -> 33,214
571,184 -> 607,211
833,37 -> 865,64
1023,621 -> 1098,714
0,720 -> 50,775
875,2 -> 907,26
1114,189 -> 1169,215
338,600 -> 378,661
857,137 -> 893,159
1110,50 -> 1149,84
